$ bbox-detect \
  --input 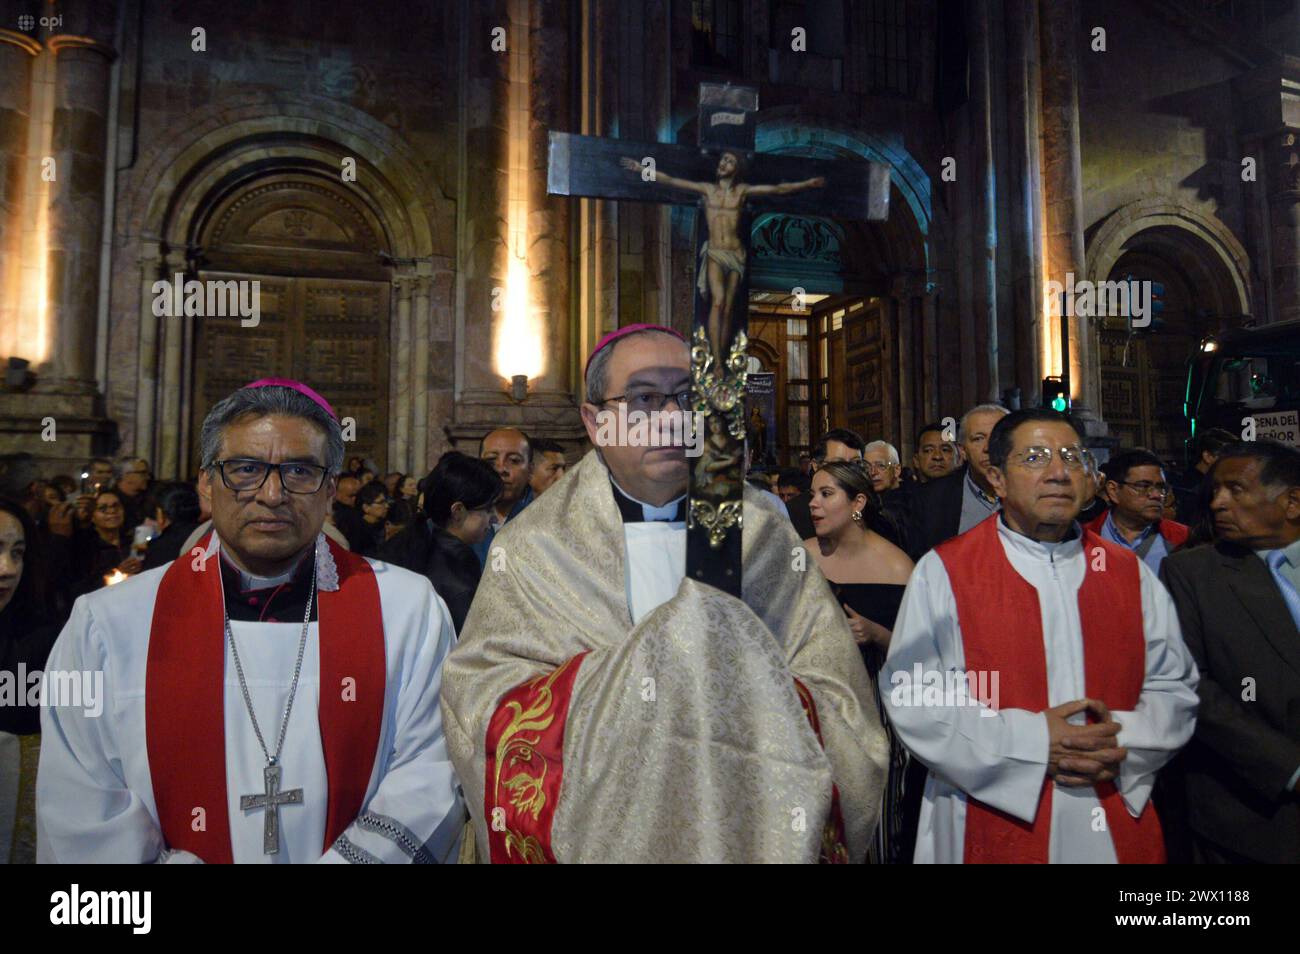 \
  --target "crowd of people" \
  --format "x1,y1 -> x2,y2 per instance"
1,326 -> 1297,864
